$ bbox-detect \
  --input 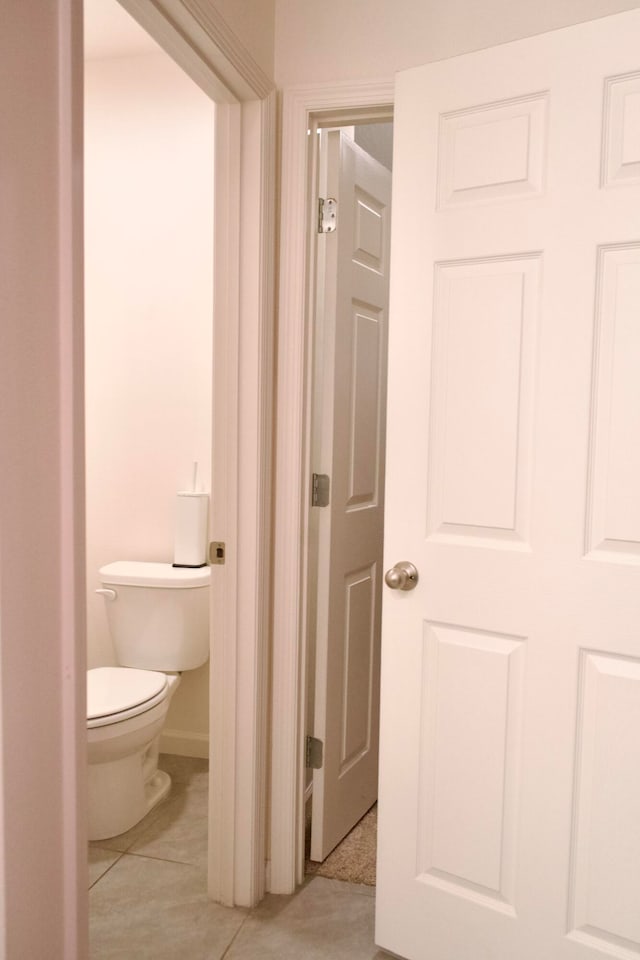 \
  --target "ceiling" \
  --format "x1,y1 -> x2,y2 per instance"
84,0 -> 160,60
